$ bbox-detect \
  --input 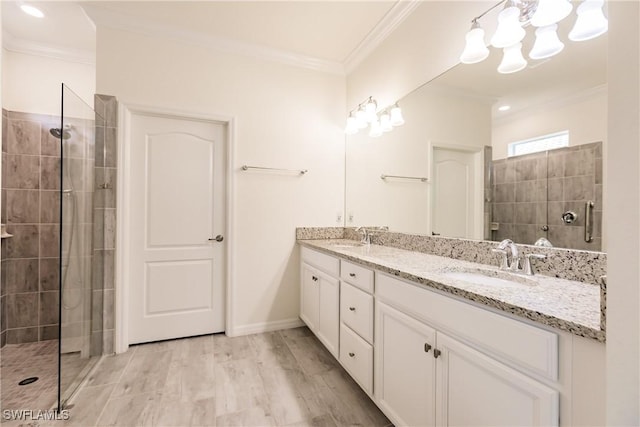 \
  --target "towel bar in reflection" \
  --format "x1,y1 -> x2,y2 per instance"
241,165 -> 308,175
380,174 -> 428,182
